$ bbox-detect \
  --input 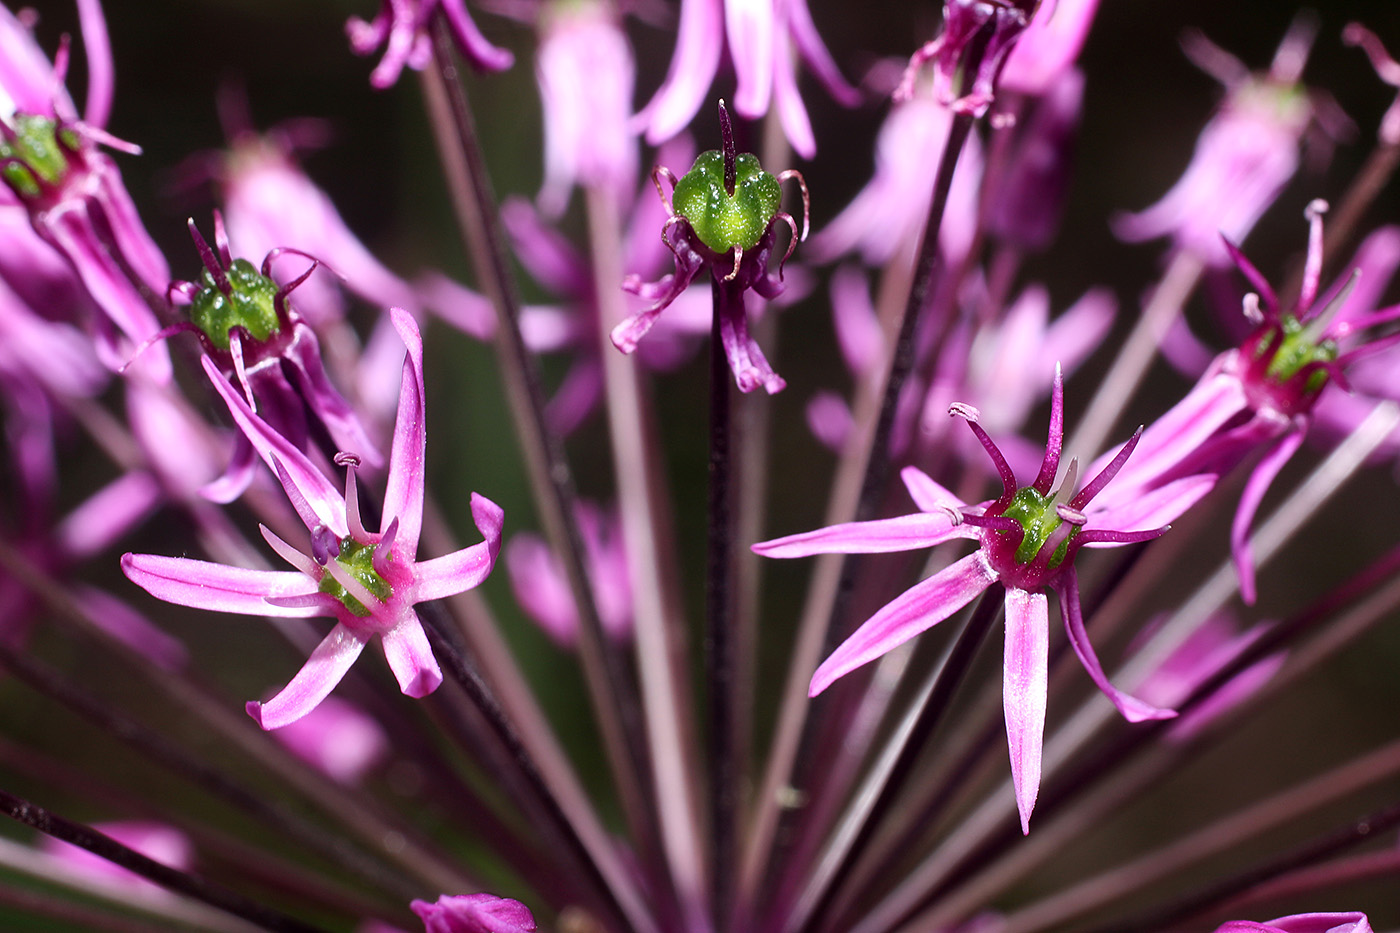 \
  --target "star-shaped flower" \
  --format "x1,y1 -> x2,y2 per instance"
122,308 -> 503,729
755,370 -> 1213,831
